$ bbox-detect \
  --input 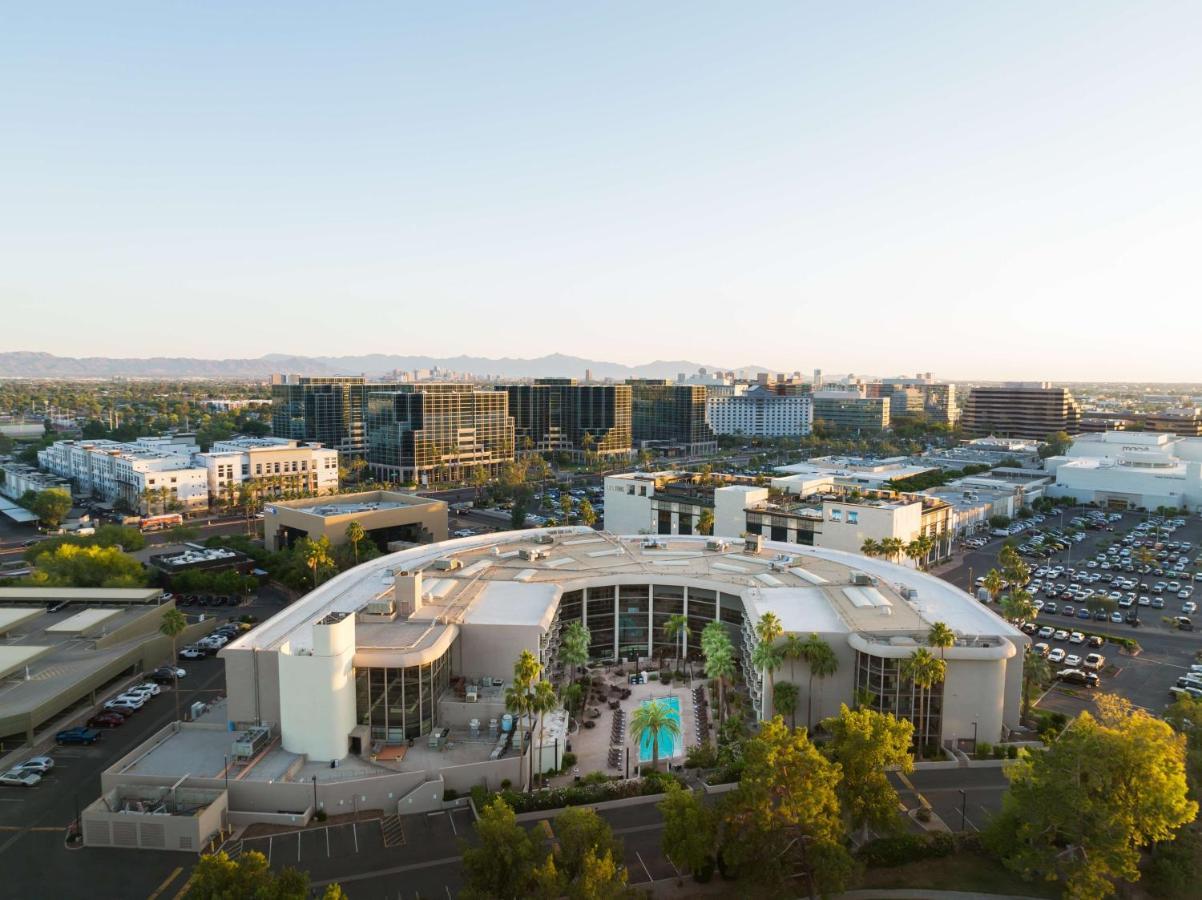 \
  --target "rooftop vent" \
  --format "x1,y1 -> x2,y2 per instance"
432,558 -> 462,571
